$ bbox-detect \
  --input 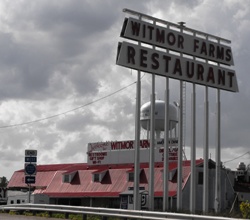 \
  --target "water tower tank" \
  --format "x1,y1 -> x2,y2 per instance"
140,100 -> 178,131
237,162 -> 246,171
